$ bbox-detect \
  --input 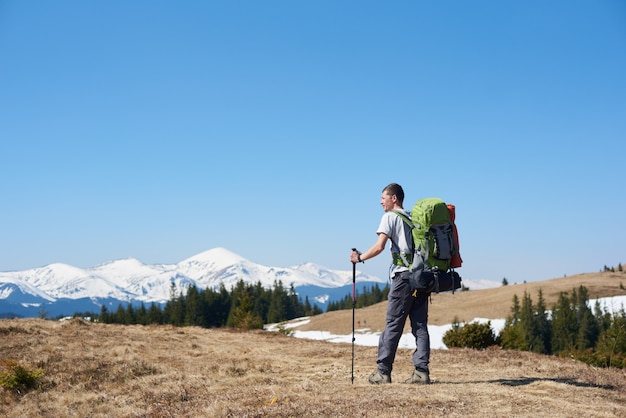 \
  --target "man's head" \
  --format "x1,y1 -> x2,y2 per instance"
381,183 -> 404,211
